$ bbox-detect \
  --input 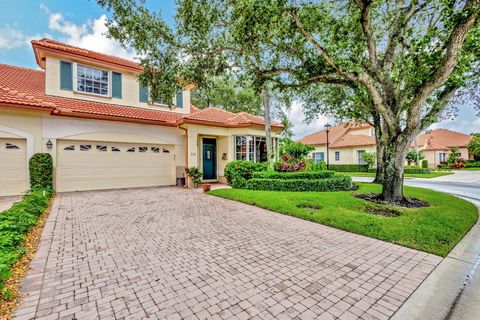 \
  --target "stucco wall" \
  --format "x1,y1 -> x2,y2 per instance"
185,124 -> 279,179
44,56 -> 191,114
422,147 -> 471,168
309,145 -> 376,165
